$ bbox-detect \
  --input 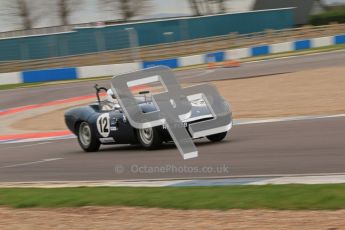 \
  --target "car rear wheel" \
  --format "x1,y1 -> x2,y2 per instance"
137,127 -> 163,149
77,121 -> 100,152
206,131 -> 227,142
